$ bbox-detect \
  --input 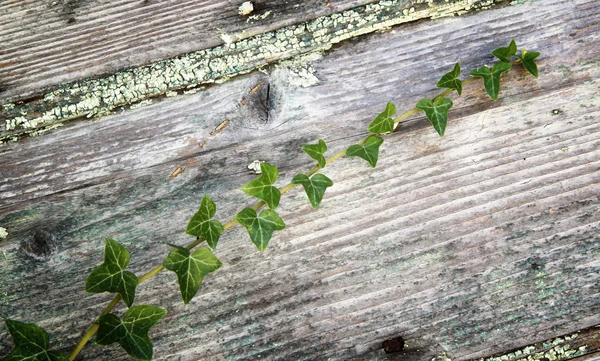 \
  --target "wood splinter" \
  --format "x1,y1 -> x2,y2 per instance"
215,119 -> 229,133
249,81 -> 264,94
170,167 -> 185,178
